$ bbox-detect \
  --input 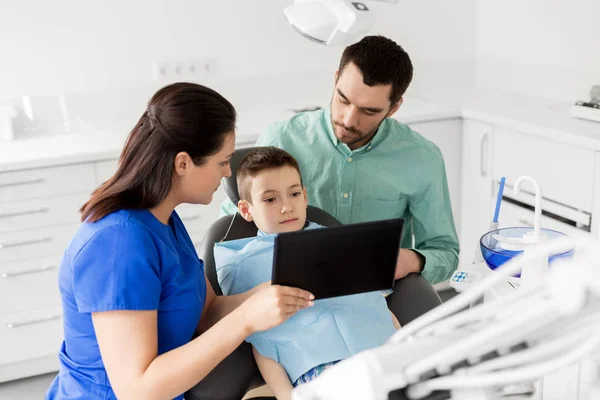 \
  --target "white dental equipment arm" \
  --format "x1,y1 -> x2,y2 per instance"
292,238 -> 600,400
